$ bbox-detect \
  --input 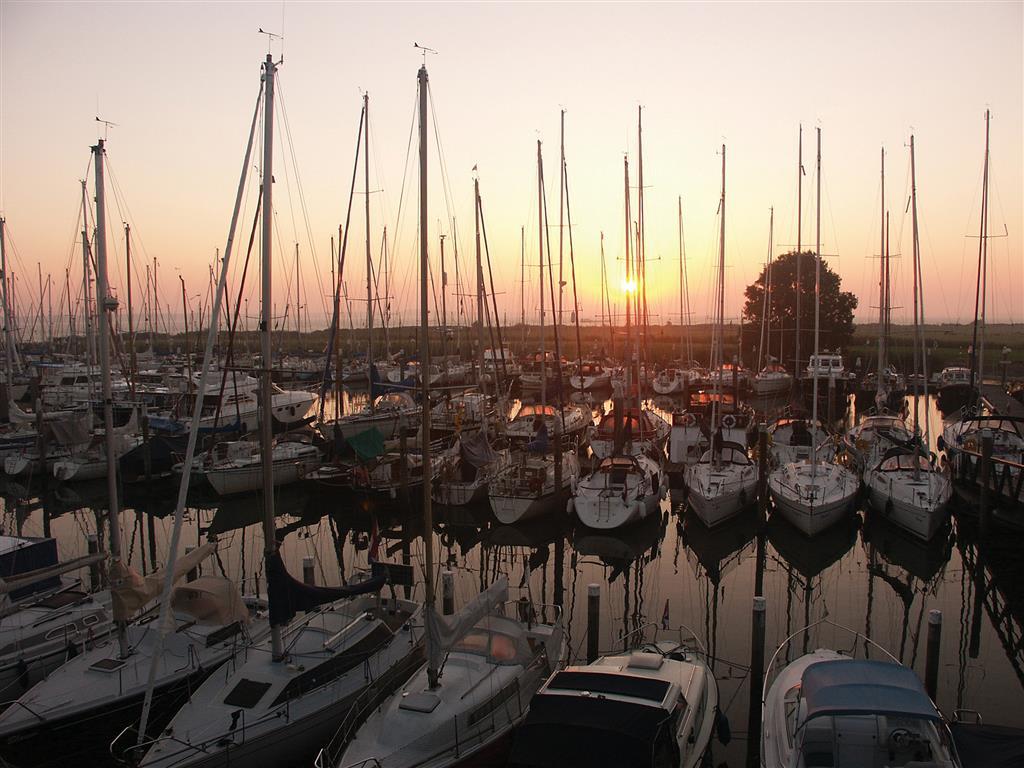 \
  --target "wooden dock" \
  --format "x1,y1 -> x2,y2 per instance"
980,383 -> 1024,417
